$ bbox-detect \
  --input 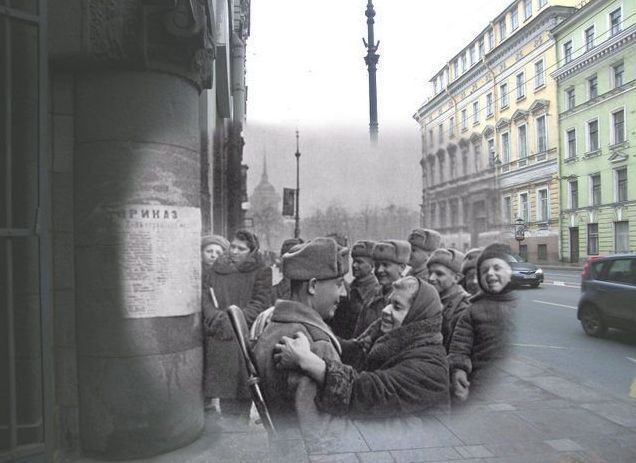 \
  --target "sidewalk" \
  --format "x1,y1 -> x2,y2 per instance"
74,355 -> 636,463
